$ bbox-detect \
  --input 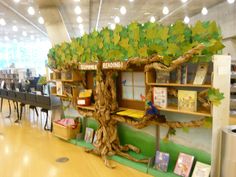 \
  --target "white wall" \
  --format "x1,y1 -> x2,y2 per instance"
190,1 -> 236,59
